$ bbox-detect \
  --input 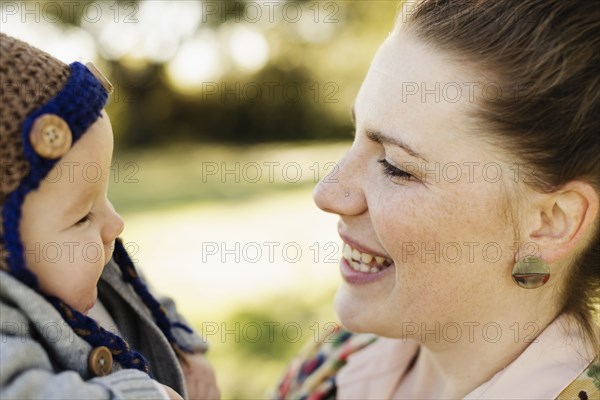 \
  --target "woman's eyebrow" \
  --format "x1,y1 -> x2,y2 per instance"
365,129 -> 428,162
351,105 -> 429,162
